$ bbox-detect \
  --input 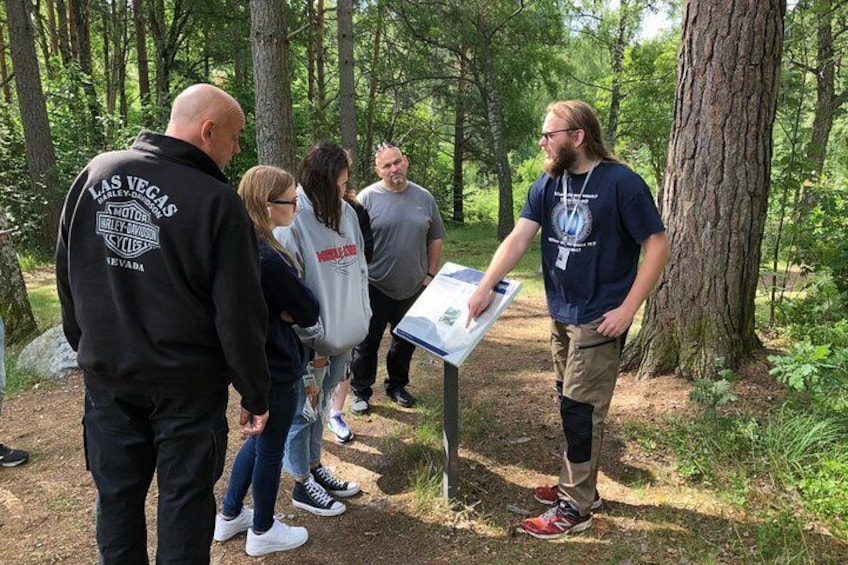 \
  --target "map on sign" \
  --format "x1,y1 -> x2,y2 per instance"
394,261 -> 523,367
